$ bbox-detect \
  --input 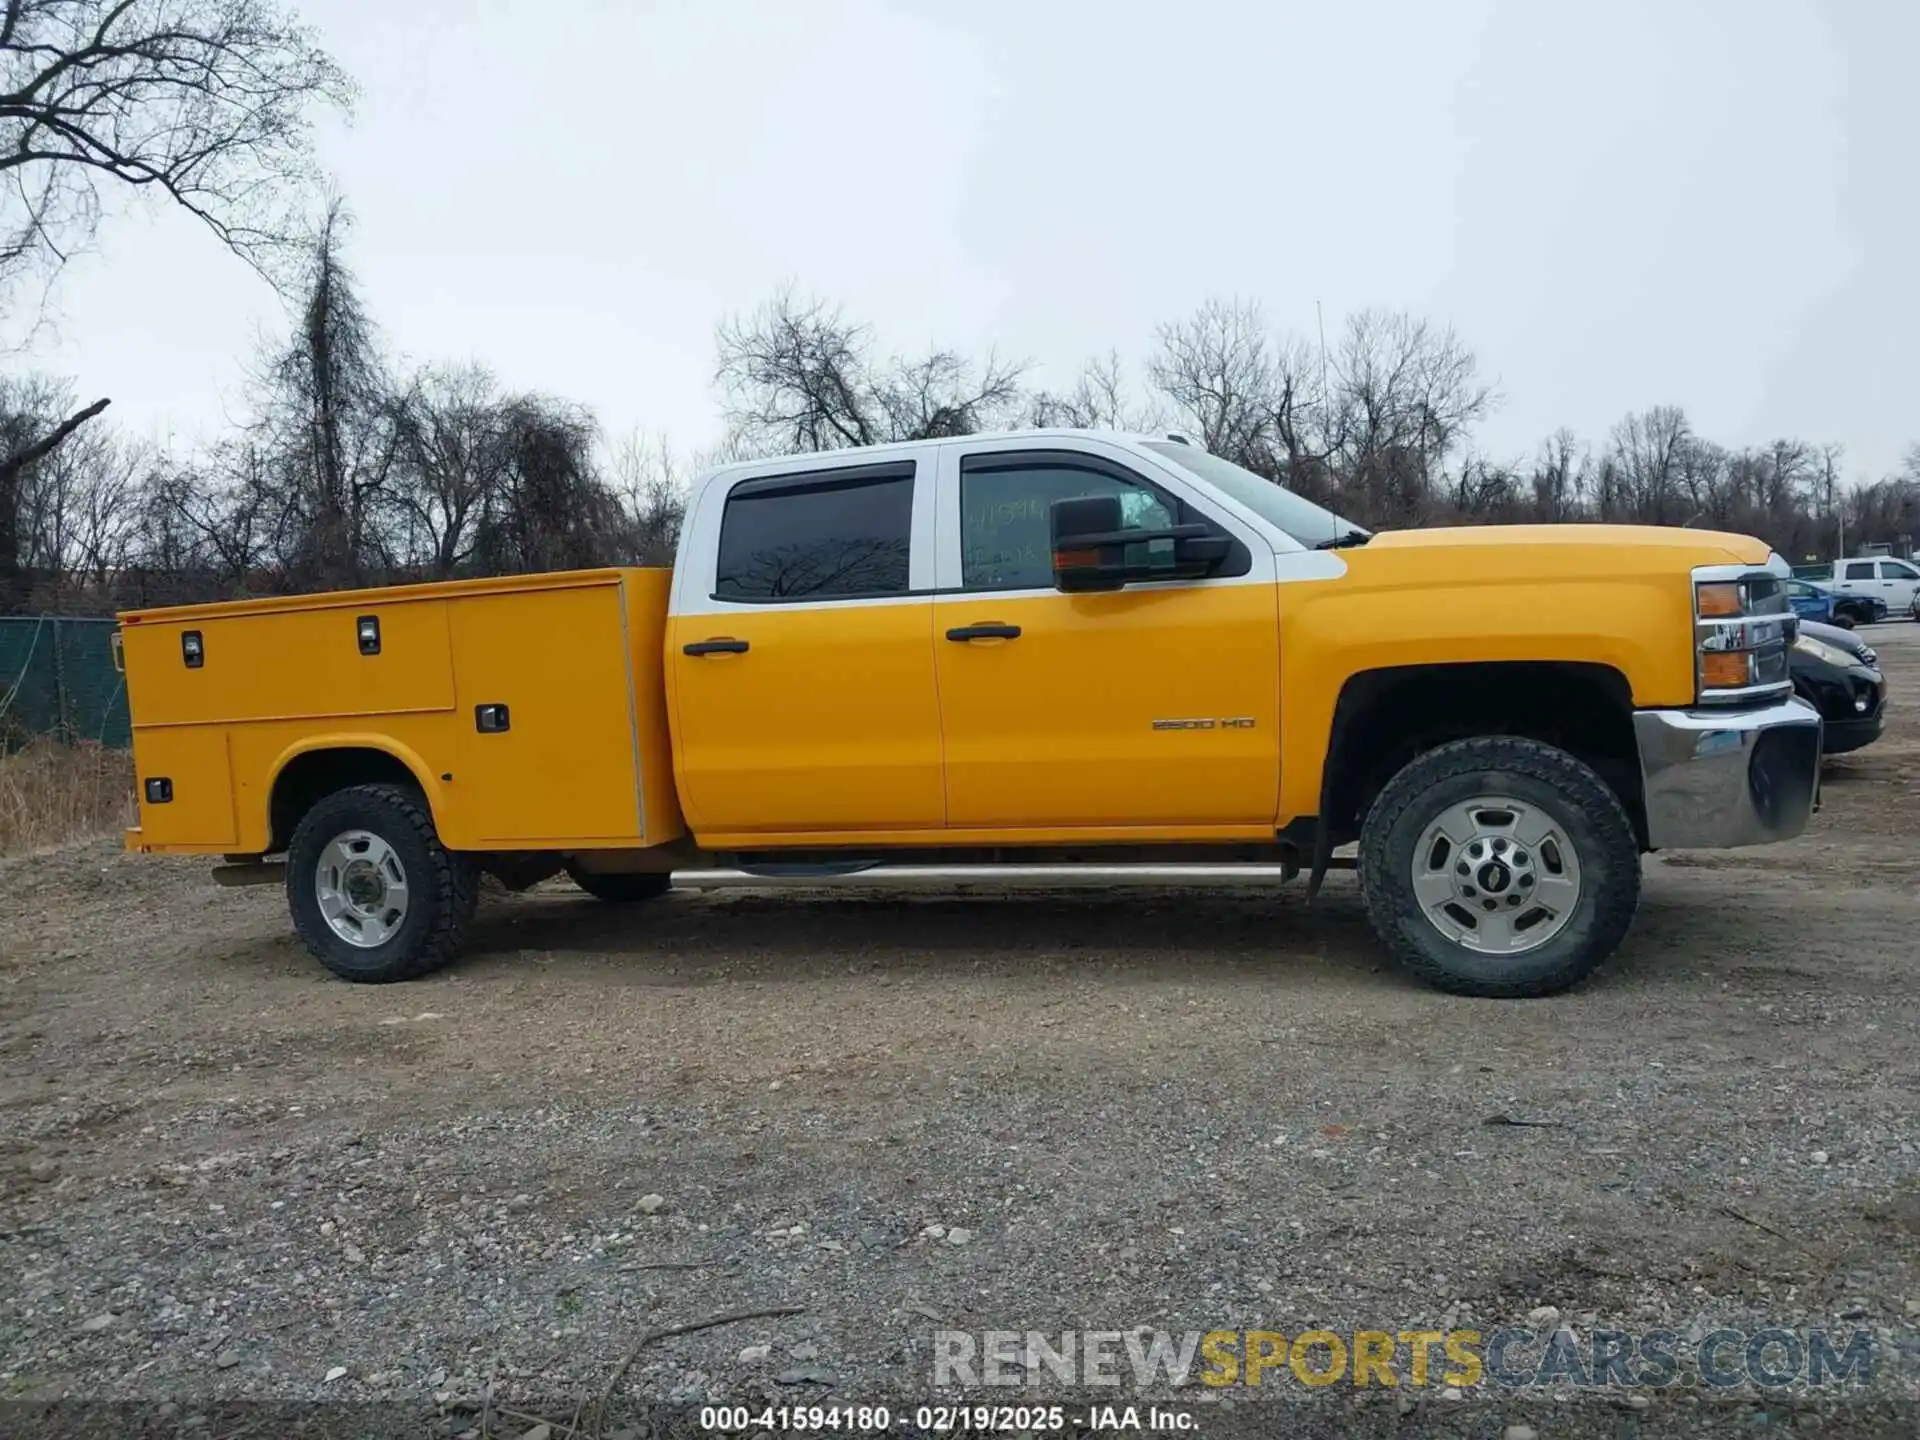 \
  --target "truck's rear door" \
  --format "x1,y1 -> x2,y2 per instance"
666,456 -> 944,839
